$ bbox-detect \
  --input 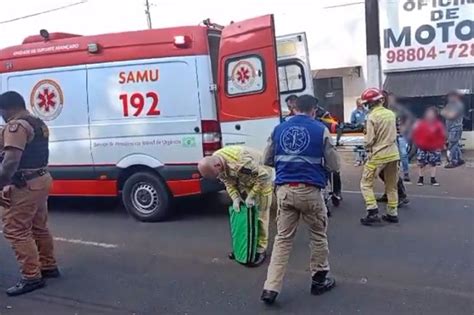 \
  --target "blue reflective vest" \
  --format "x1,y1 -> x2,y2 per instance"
273,115 -> 327,188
